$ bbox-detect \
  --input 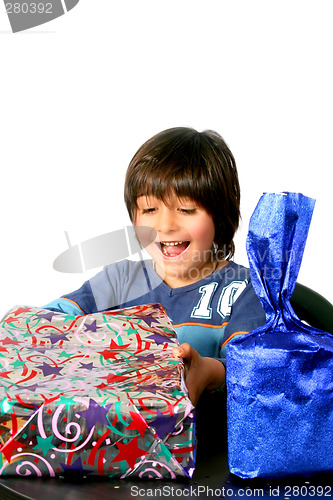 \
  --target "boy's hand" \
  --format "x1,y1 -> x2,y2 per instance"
172,343 -> 226,406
